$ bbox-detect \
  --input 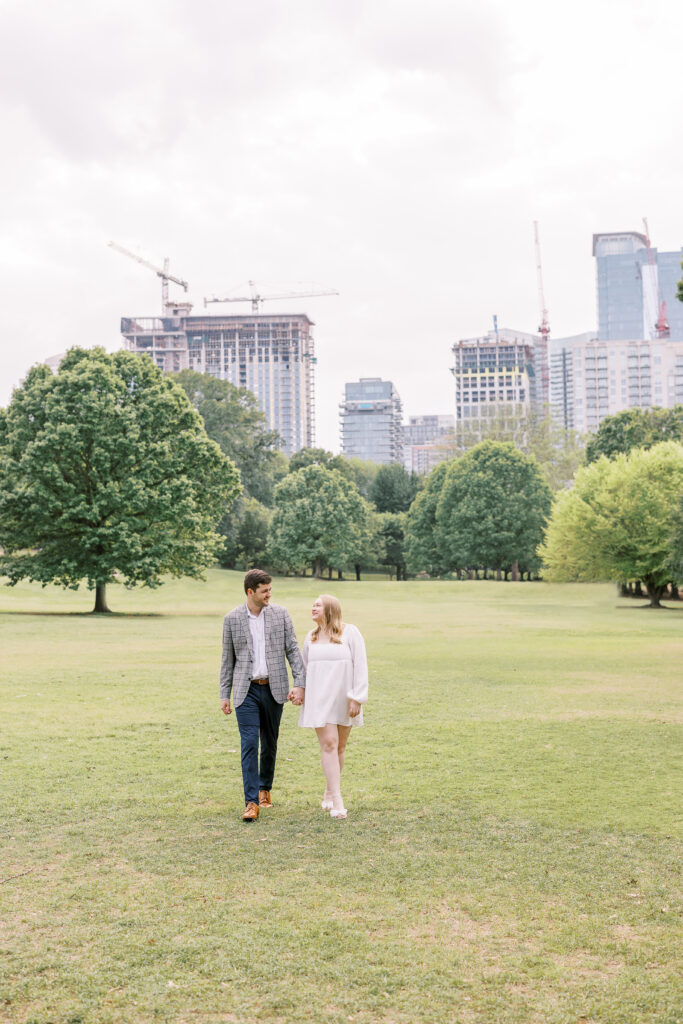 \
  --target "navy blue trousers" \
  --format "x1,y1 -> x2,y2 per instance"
234,683 -> 284,806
